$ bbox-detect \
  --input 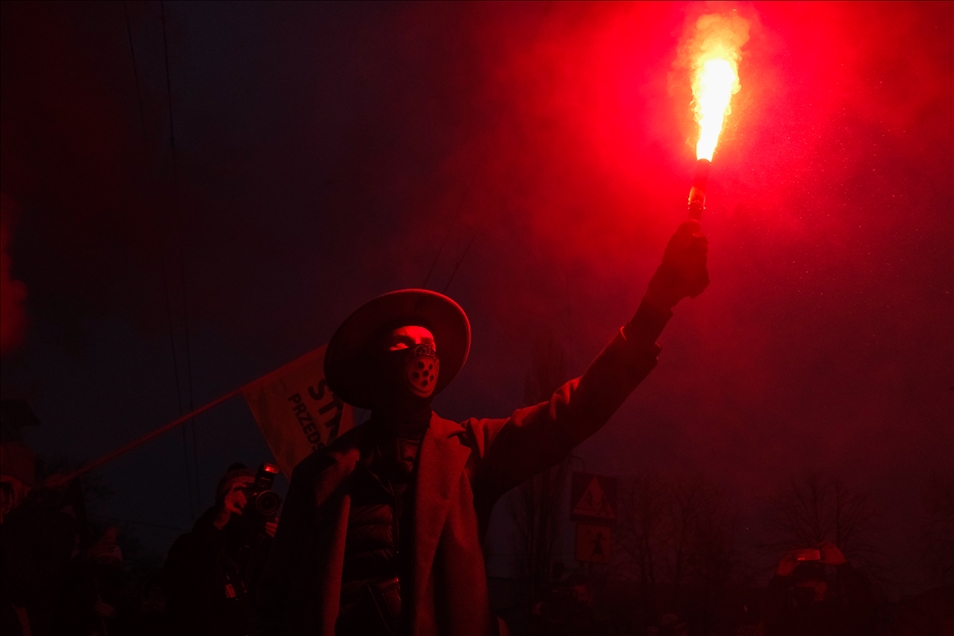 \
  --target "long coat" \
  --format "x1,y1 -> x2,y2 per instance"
257,329 -> 661,635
